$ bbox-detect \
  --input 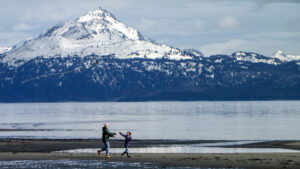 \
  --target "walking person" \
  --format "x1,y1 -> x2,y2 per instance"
98,123 -> 117,158
119,131 -> 132,158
